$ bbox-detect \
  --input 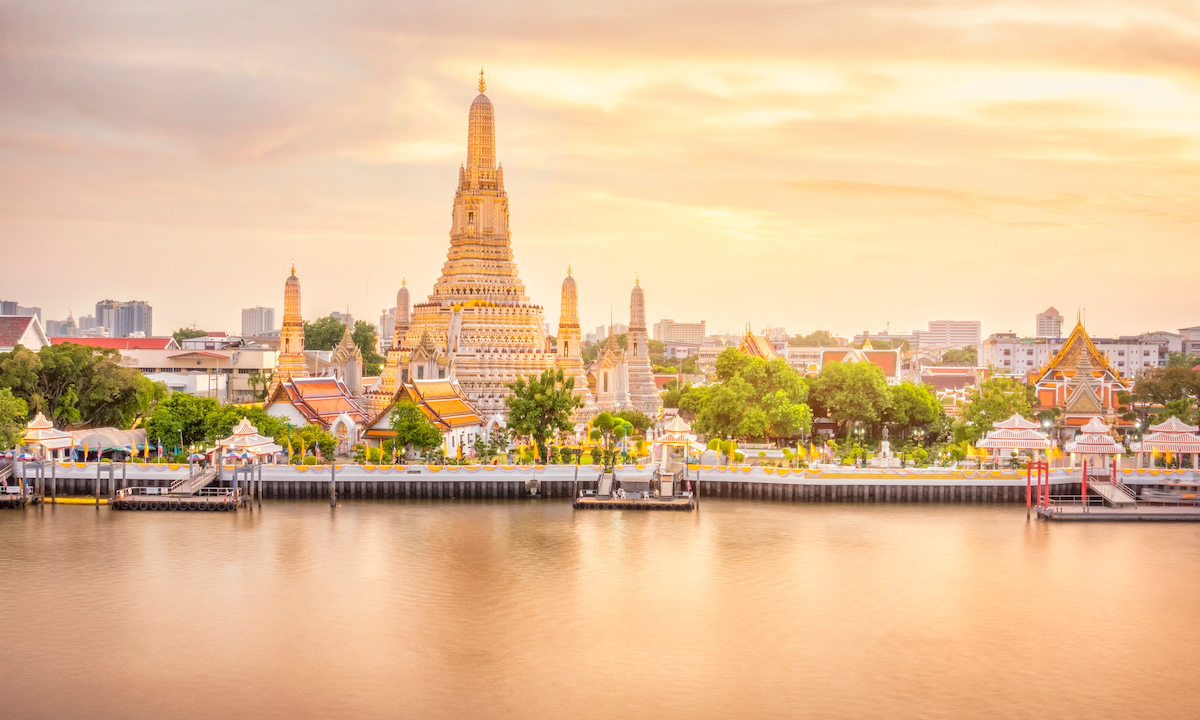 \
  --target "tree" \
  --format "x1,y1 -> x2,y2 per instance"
0,387 -> 29,450
352,320 -> 386,376
390,400 -> 443,458
614,409 -> 652,435
809,360 -> 891,434
246,370 -> 273,401
1166,351 -> 1200,368
958,377 -> 1038,442
304,316 -> 345,351
504,367 -> 583,463
590,412 -> 632,469
173,327 -> 207,345
883,381 -> 942,432
1119,365 -> 1200,425
143,393 -> 221,448
203,405 -> 286,444
938,347 -> 978,366
0,343 -> 155,429
789,330 -> 839,347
